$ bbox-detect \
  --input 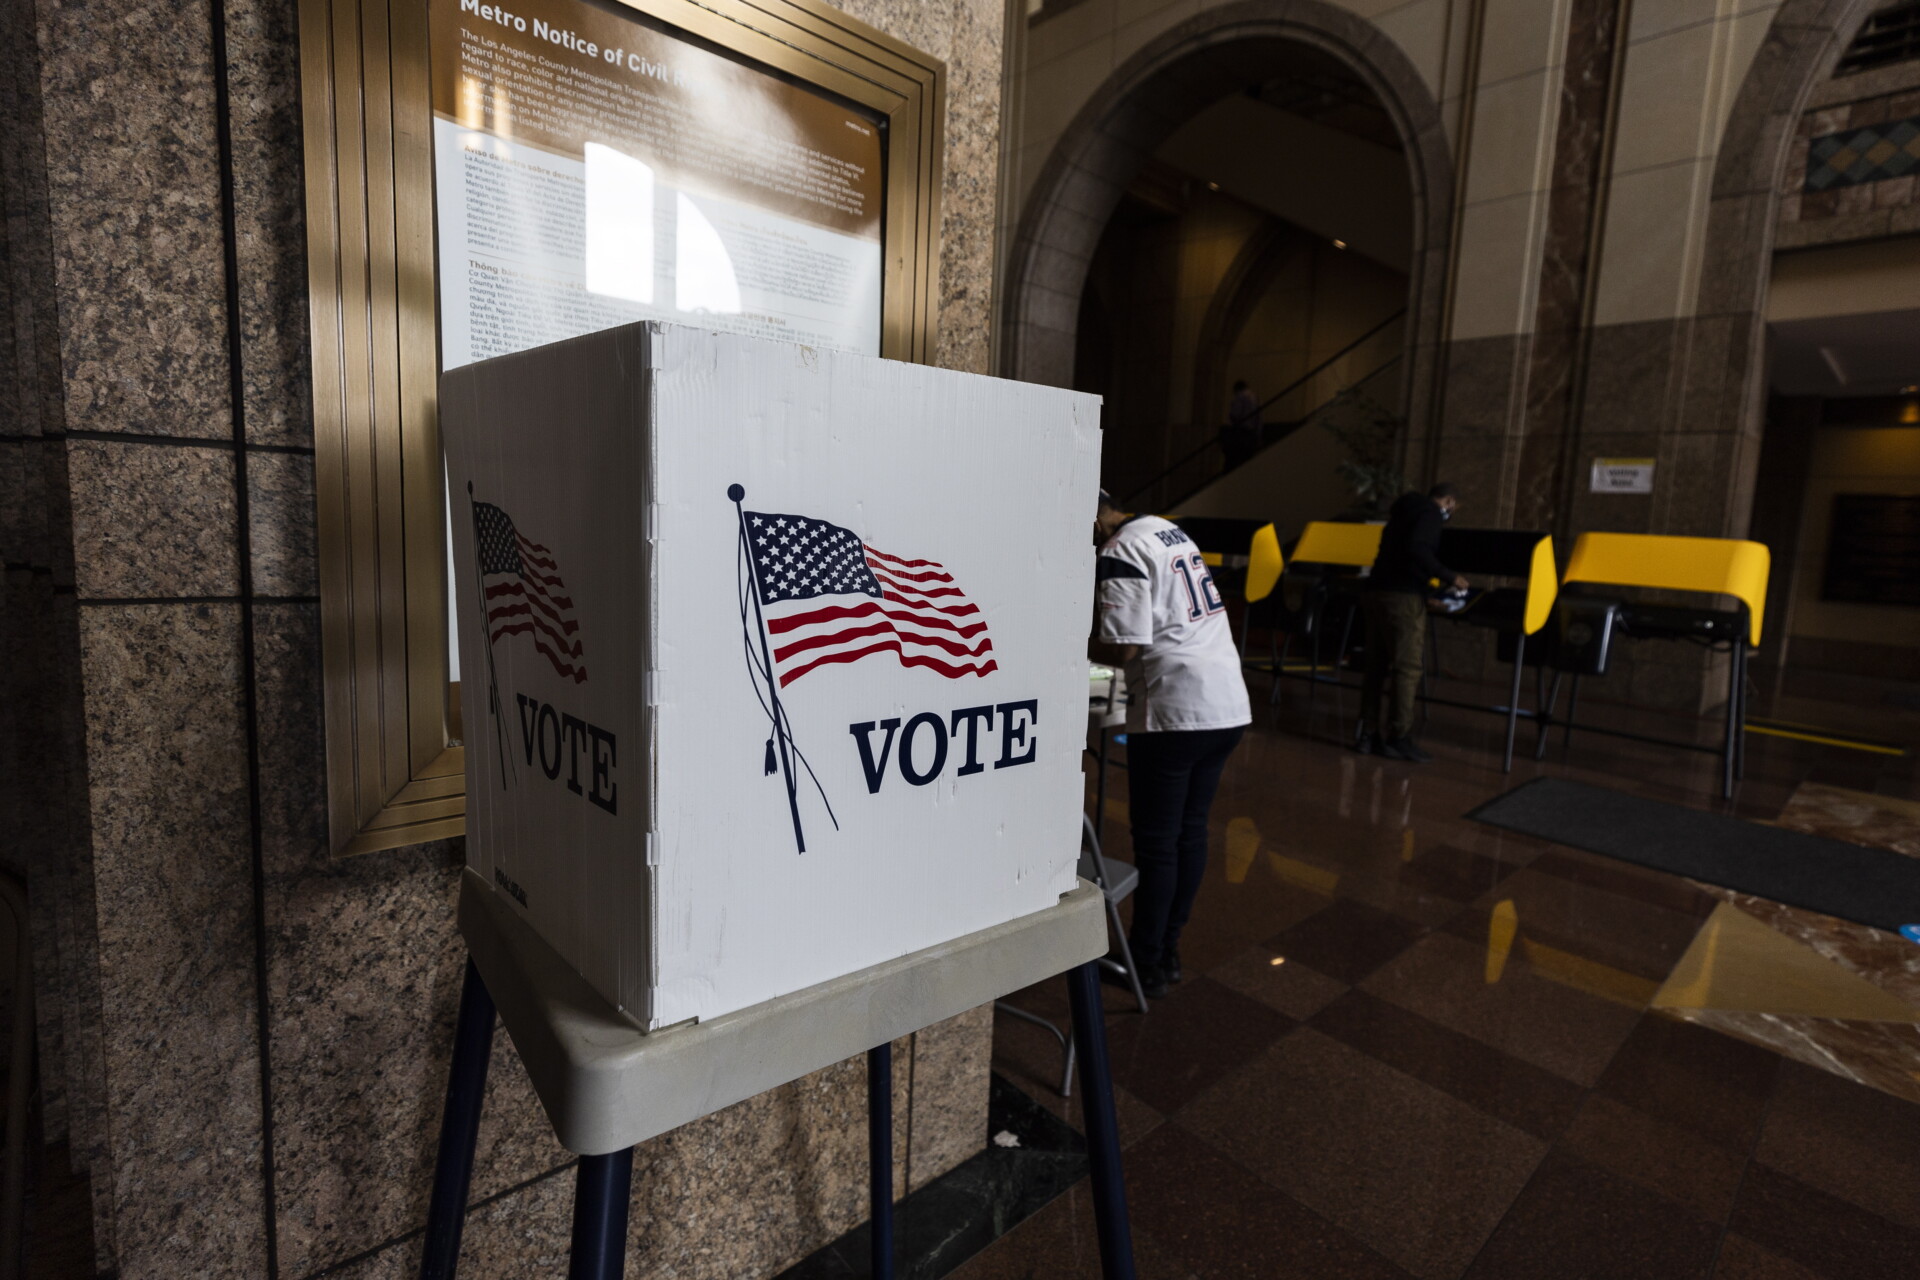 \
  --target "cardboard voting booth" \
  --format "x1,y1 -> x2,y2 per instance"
441,322 -> 1104,1031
